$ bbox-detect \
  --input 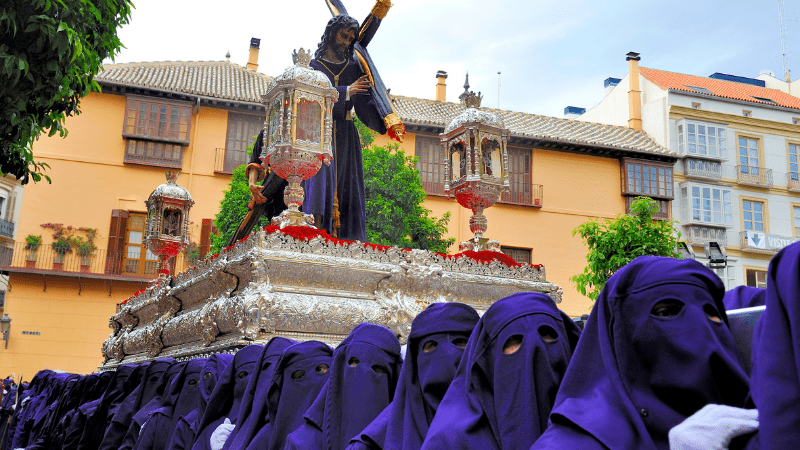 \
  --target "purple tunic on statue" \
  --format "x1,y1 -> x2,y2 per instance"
349,303 -> 480,450
190,344 -> 263,450
723,286 -> 766,311
285,323 -> 402,450
221,337 -> 296,450
133,358 -> 206,450
167,353 -> 233,450
532,256 -> 751,450
301,58 -> 386,242
252,340 -> 333,450
750,241 -> 800,449
420,293 -> 581,450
